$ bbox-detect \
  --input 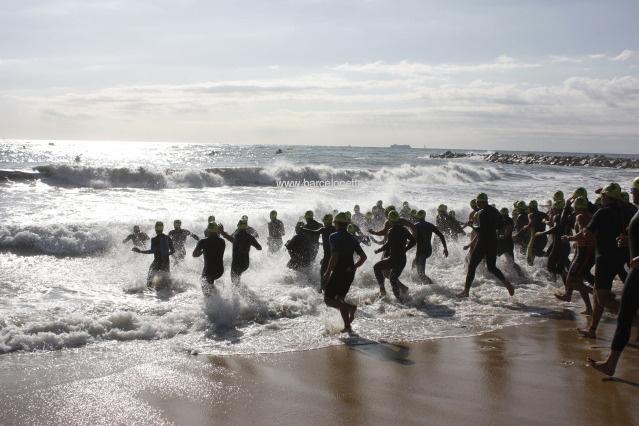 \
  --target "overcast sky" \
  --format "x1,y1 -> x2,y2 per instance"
1,0 -> 638,152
